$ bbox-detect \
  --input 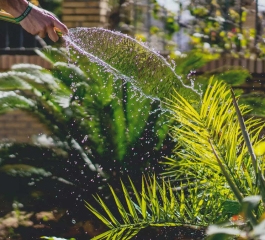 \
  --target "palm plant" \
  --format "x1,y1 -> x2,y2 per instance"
83,78 -> 265,239
0,63 -> 170,188
85,175 -> 221,239
1,28 -> 193,196
164,79 -> 265,205
1,28 -> 212,192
